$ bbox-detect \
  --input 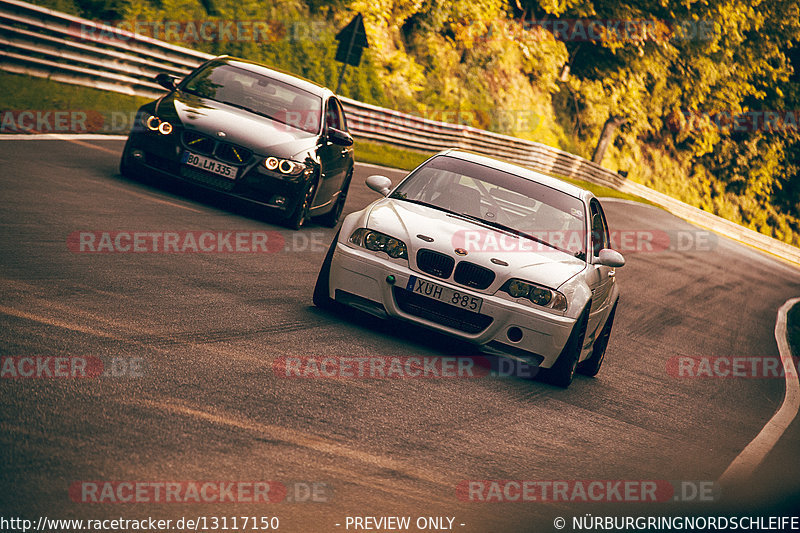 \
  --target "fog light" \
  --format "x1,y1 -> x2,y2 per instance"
131,150 -> 144,160
507,327 -> 523,343
272,195 -> 287,206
